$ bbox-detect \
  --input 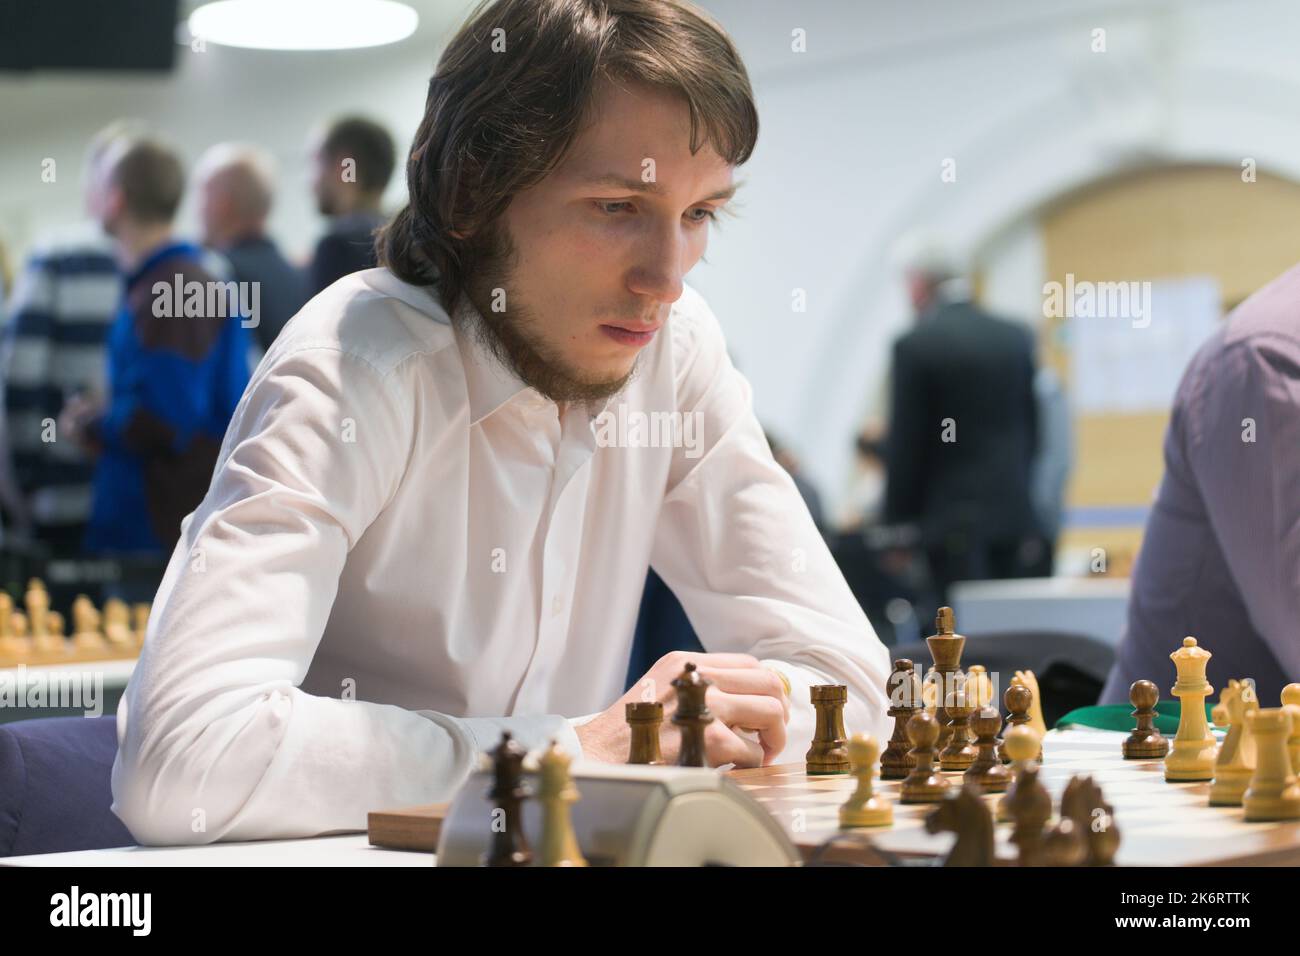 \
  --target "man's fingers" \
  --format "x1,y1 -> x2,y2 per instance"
698,667 -> 791,720
708,691 -> 787,759
704,721 -> 765,768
